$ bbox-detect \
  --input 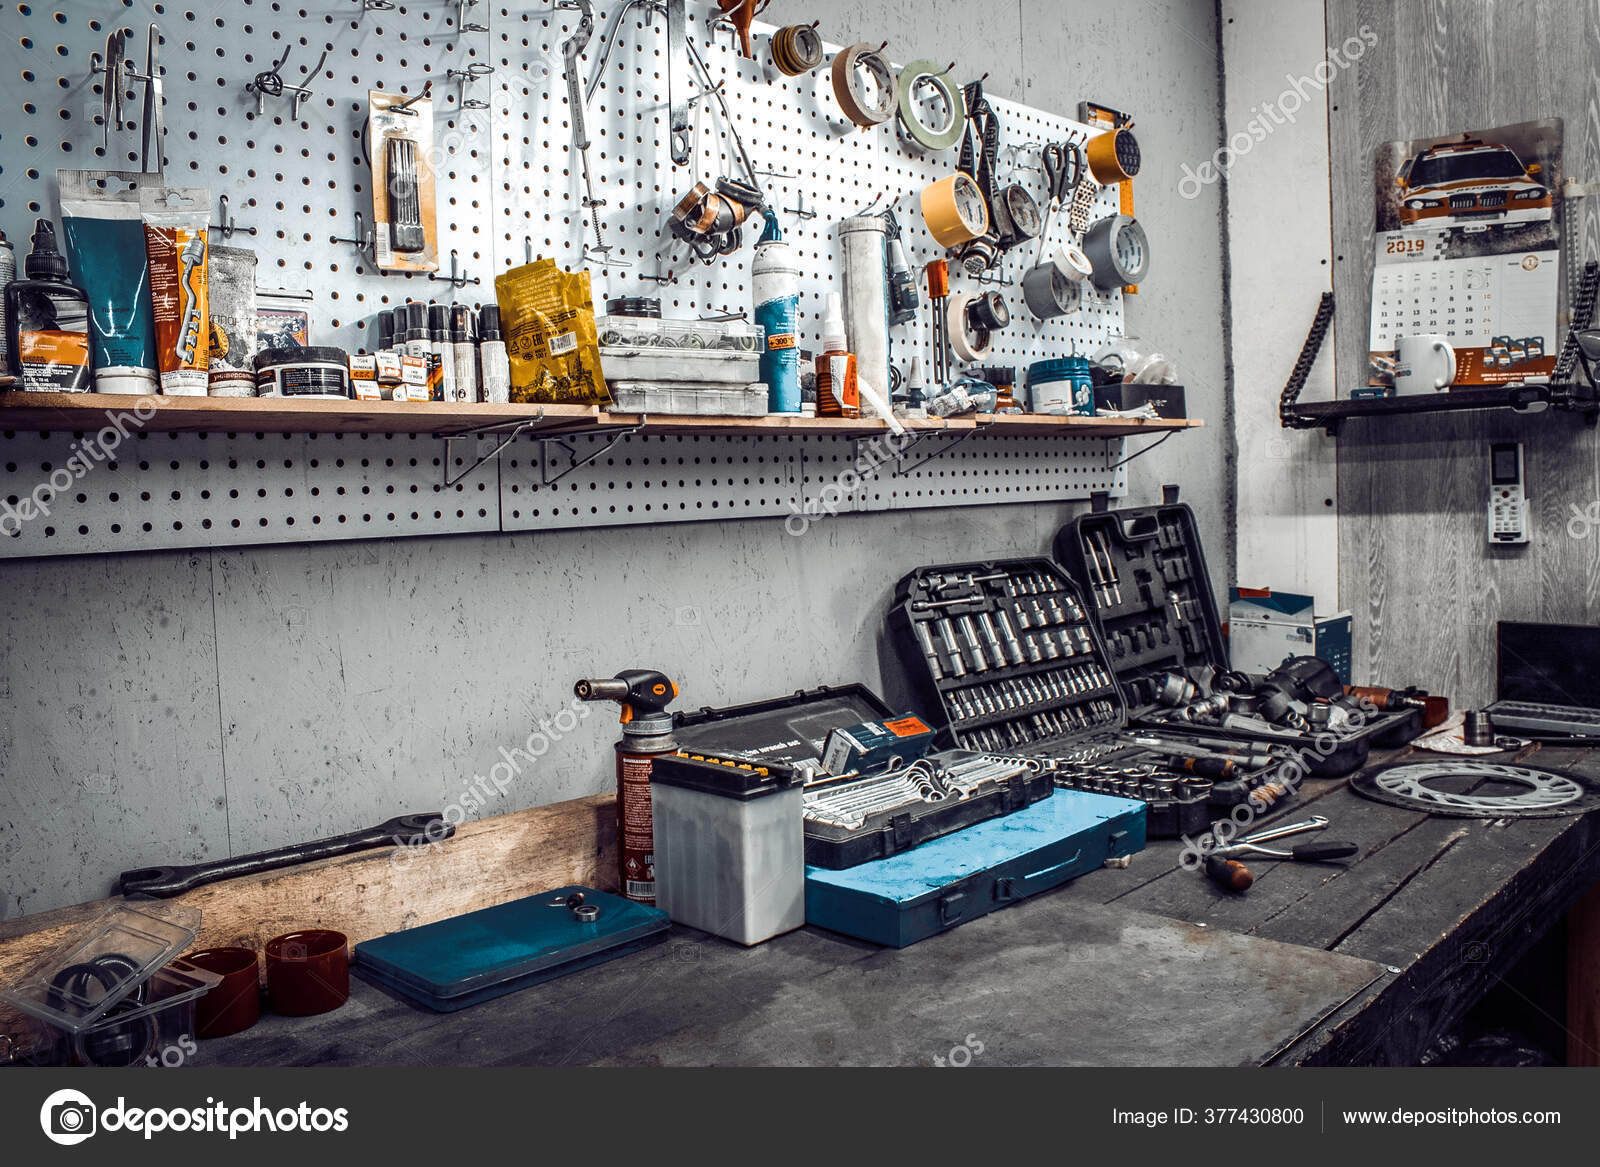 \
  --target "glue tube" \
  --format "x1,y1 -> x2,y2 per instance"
752,210 -> 800,414
140,187 -> 212,395
58,170 -> 157,394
